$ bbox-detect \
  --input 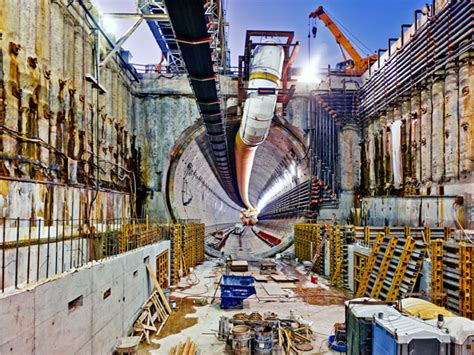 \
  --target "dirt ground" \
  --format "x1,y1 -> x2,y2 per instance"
294,285 -> 348,306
